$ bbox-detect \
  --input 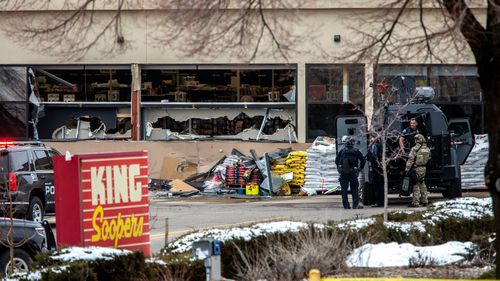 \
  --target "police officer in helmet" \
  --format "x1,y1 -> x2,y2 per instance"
336,136 -> 366,209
